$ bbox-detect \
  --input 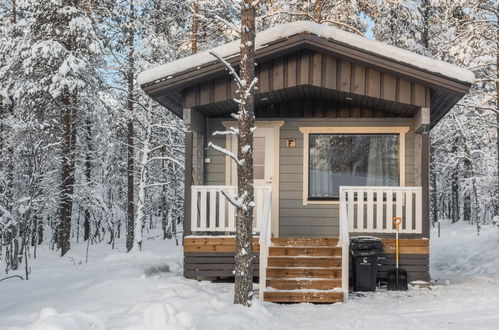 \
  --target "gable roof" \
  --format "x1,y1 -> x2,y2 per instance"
138,21 -> 474,88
